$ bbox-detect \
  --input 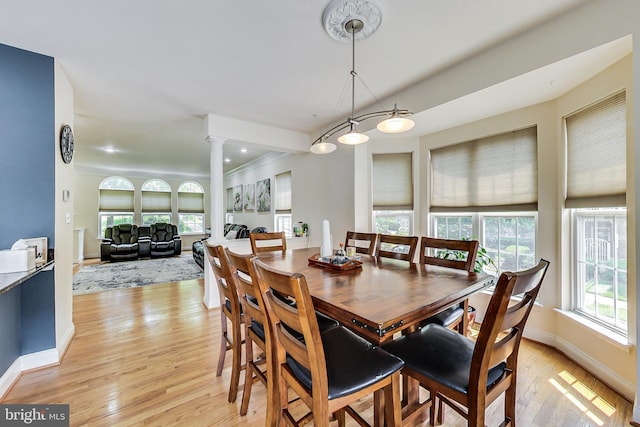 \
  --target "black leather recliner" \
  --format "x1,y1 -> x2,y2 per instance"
149,223 -> 182,257
101,224 -> 150,261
